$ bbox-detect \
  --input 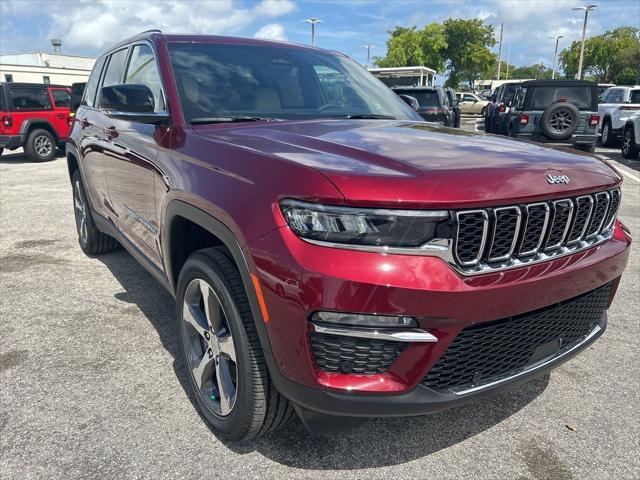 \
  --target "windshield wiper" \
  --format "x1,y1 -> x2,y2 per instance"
190,116 -> 281,125
329,114 -> 397,120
